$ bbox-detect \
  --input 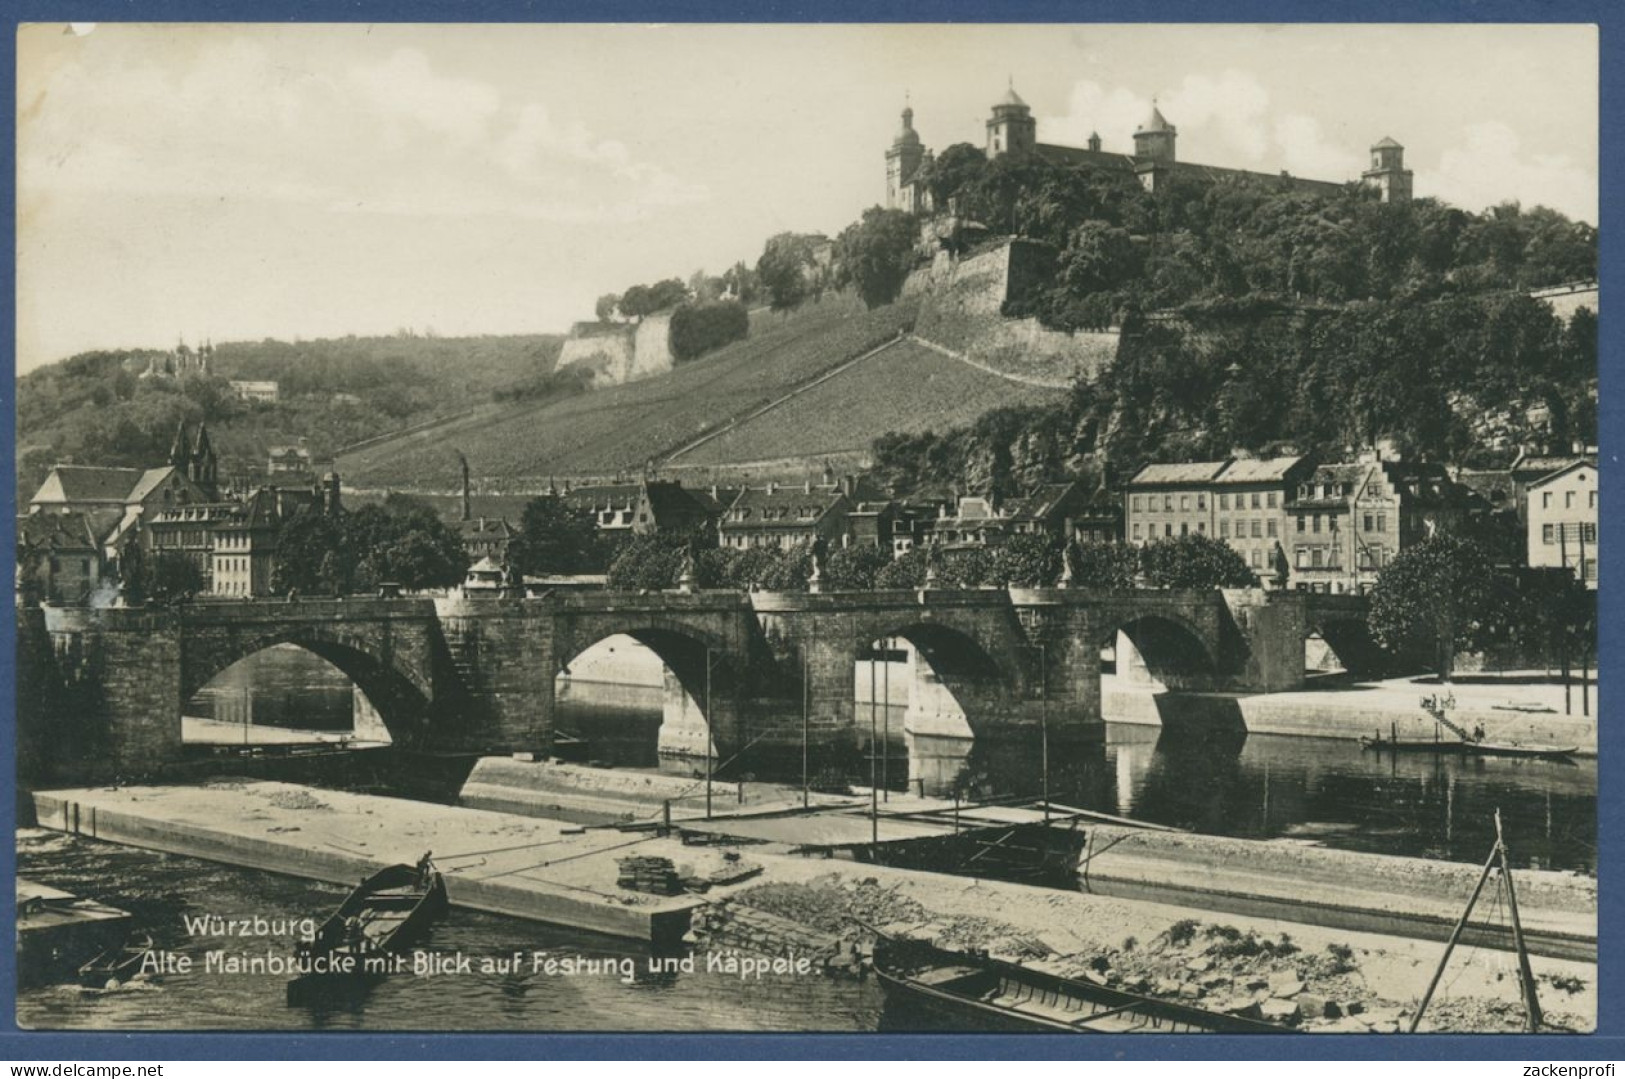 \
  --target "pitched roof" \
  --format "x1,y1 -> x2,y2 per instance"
722,485 -> 848,529
1372,136 -> 1403,150
1527,459 -> 1598,489
996,86 -> 1028,109
1127,461 -> 1229,486
18,510 -> 120,551
1214,456 -> 1309,484
456,516 -> 517,538
1137,105 -> 1174,134
126,466 -> 185,505
1004,482 -> 1080,522
32,465 -> 146,505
